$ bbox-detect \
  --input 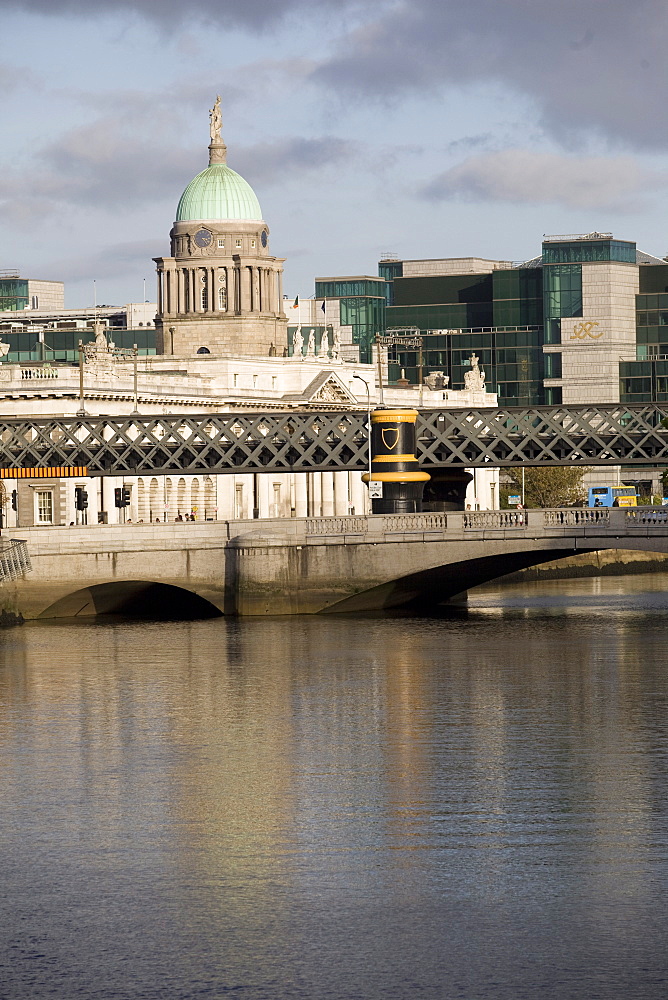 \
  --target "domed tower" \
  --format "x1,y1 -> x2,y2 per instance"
154,96 -> 287,356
